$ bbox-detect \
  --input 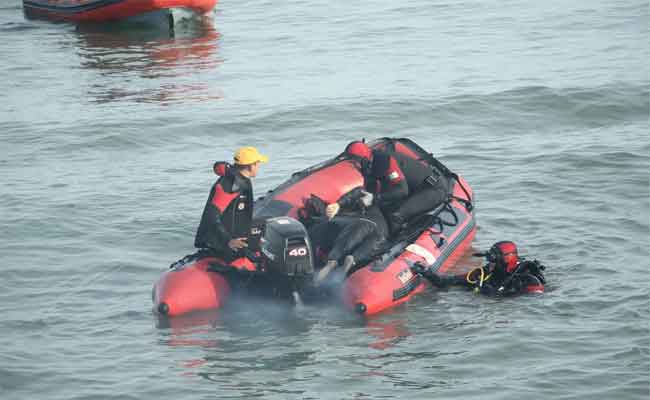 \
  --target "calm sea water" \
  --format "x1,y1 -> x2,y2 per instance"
1,0 -> 648,399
